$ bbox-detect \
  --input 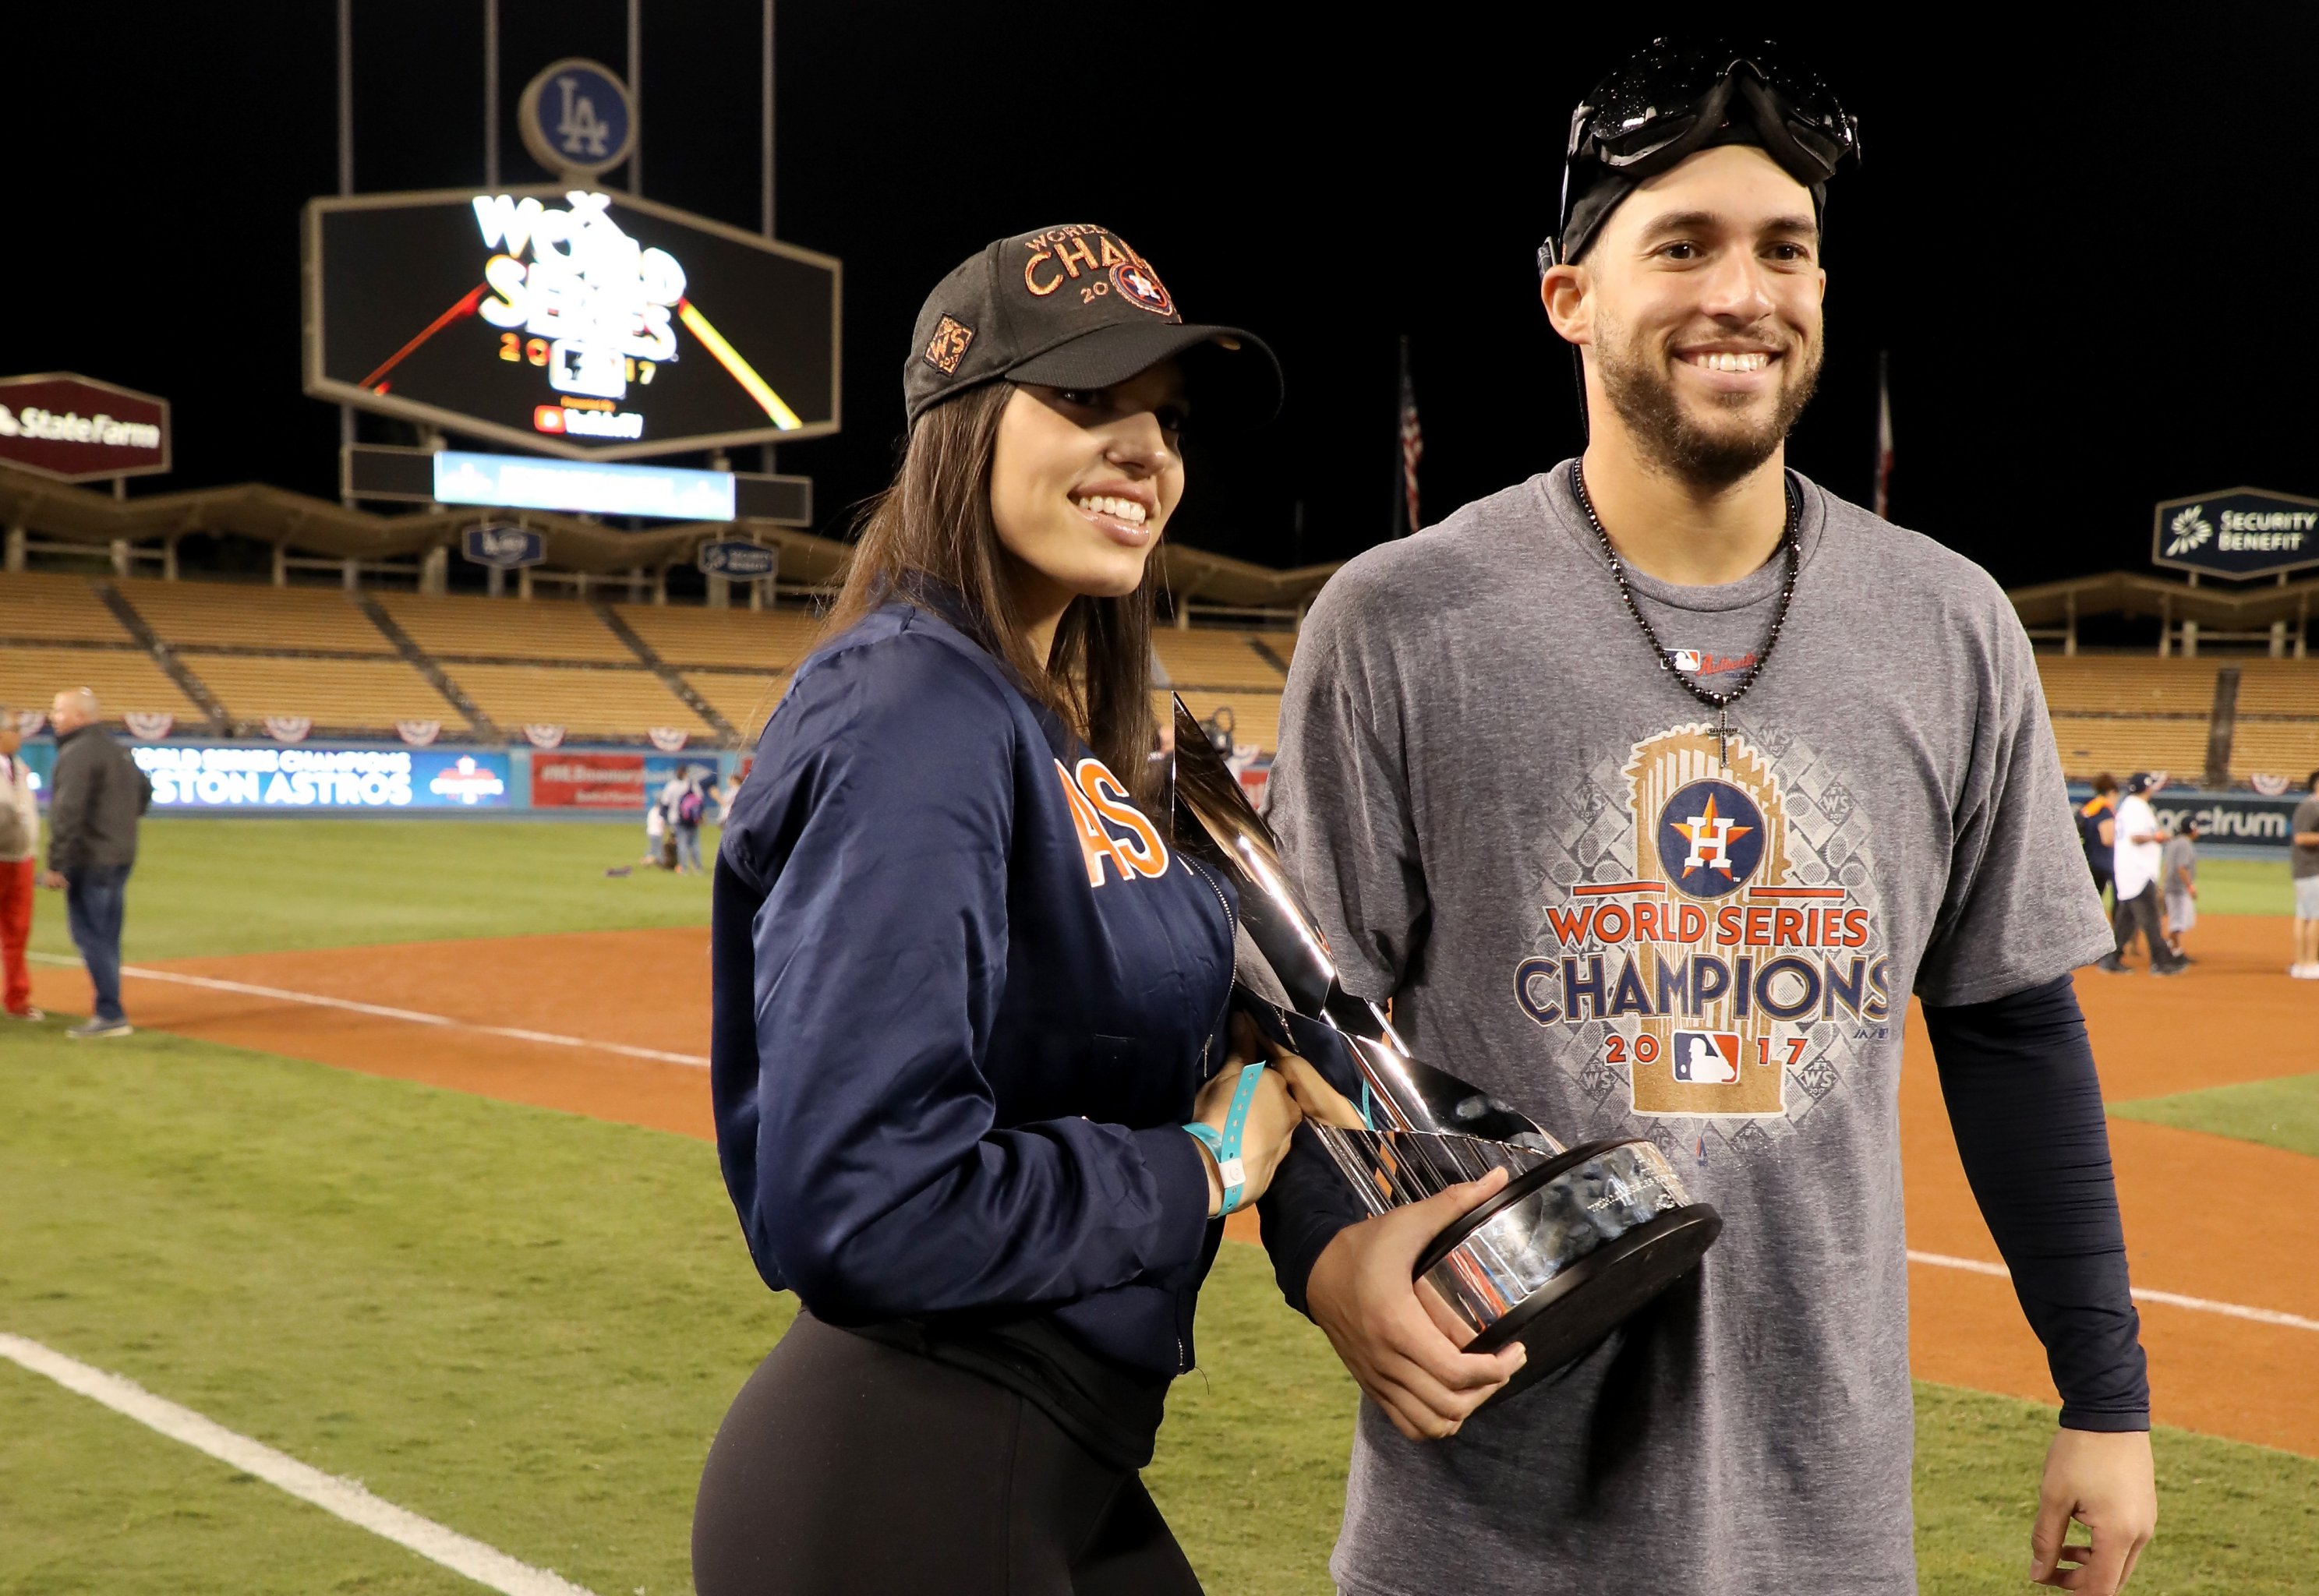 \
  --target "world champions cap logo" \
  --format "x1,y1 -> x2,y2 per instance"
1513,725 -> 1893,1126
